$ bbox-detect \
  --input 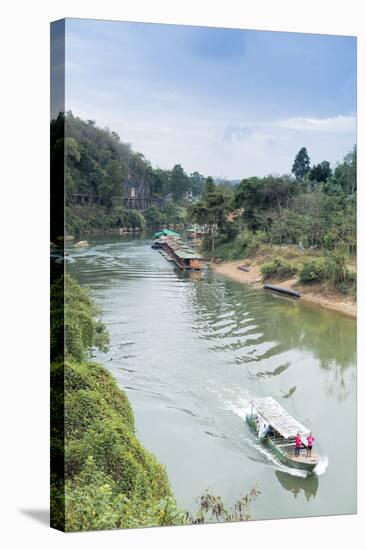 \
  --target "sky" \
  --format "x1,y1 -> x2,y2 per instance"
63,18 -> 356,179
